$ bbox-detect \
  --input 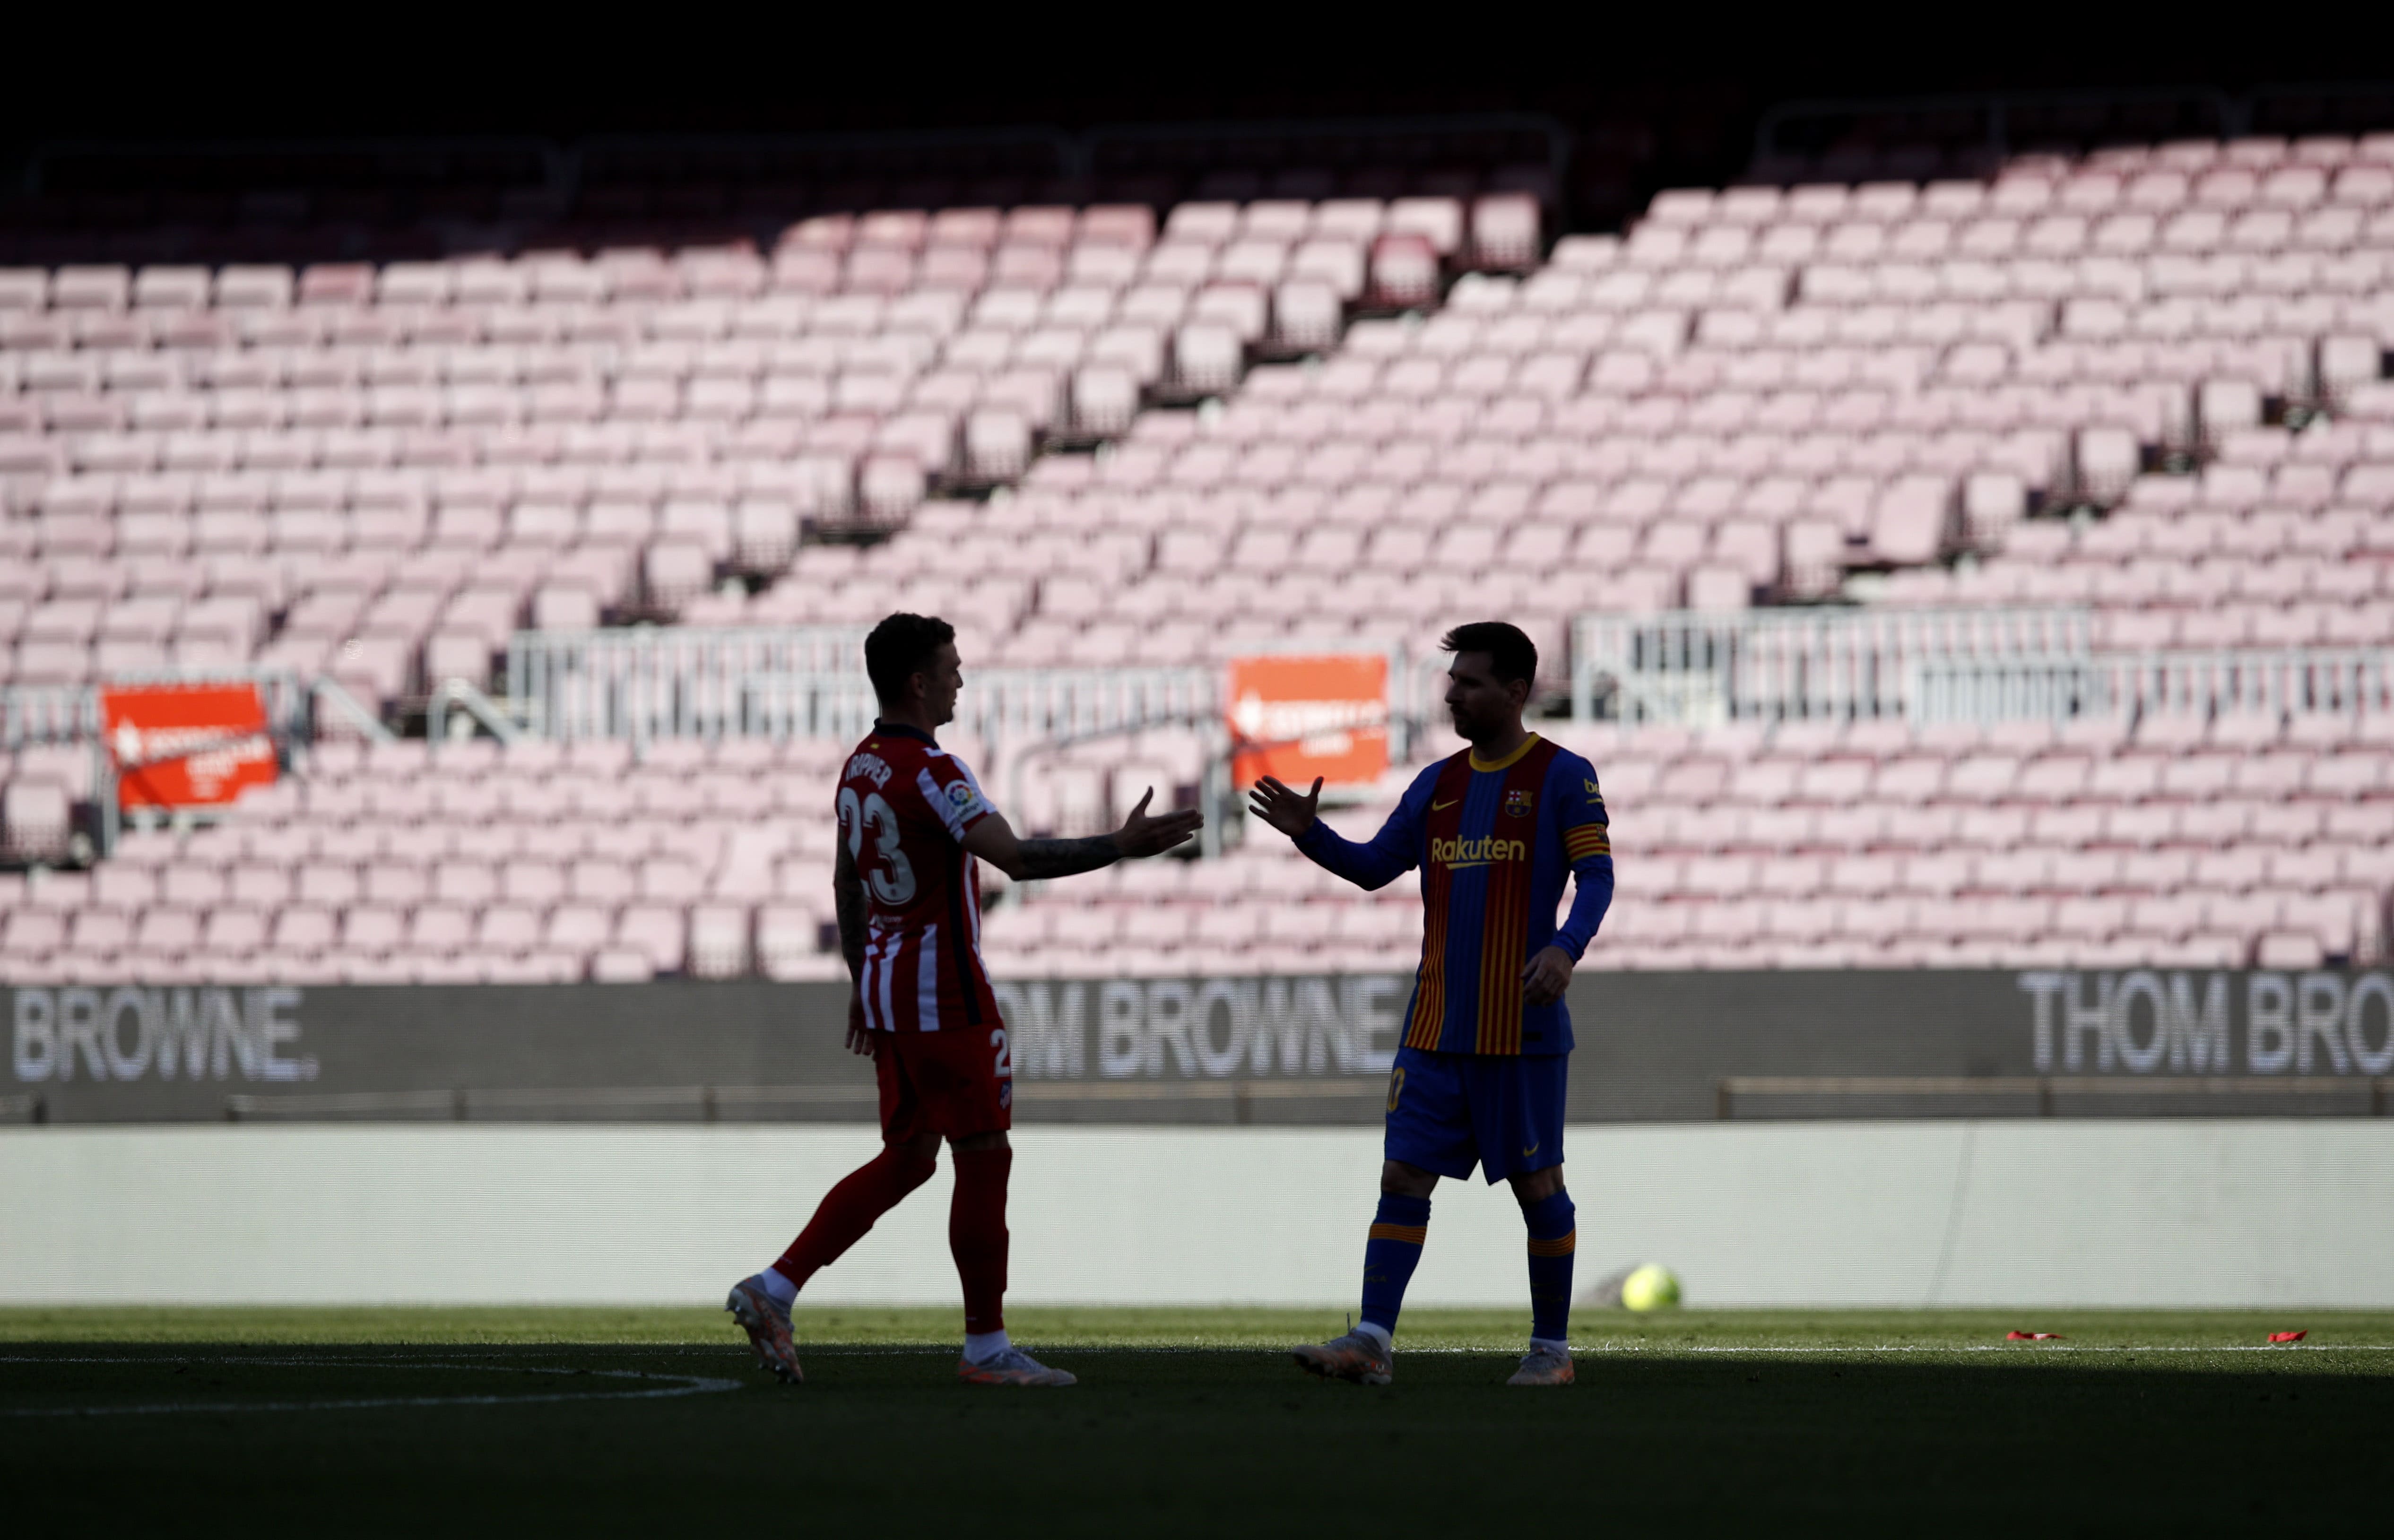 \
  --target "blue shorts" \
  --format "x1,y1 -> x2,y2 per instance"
1382,1045 -> 1567,1185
